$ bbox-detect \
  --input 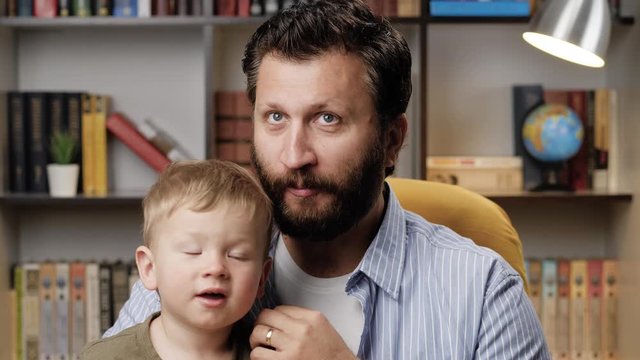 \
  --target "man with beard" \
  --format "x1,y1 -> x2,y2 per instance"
106,0 -> 549,359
